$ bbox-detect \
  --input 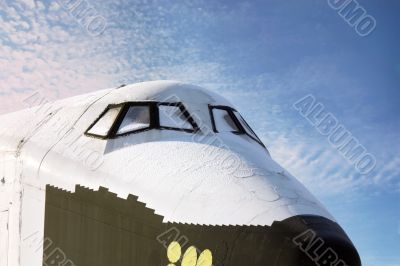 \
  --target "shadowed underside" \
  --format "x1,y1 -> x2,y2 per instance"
43,185 -> 360,266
